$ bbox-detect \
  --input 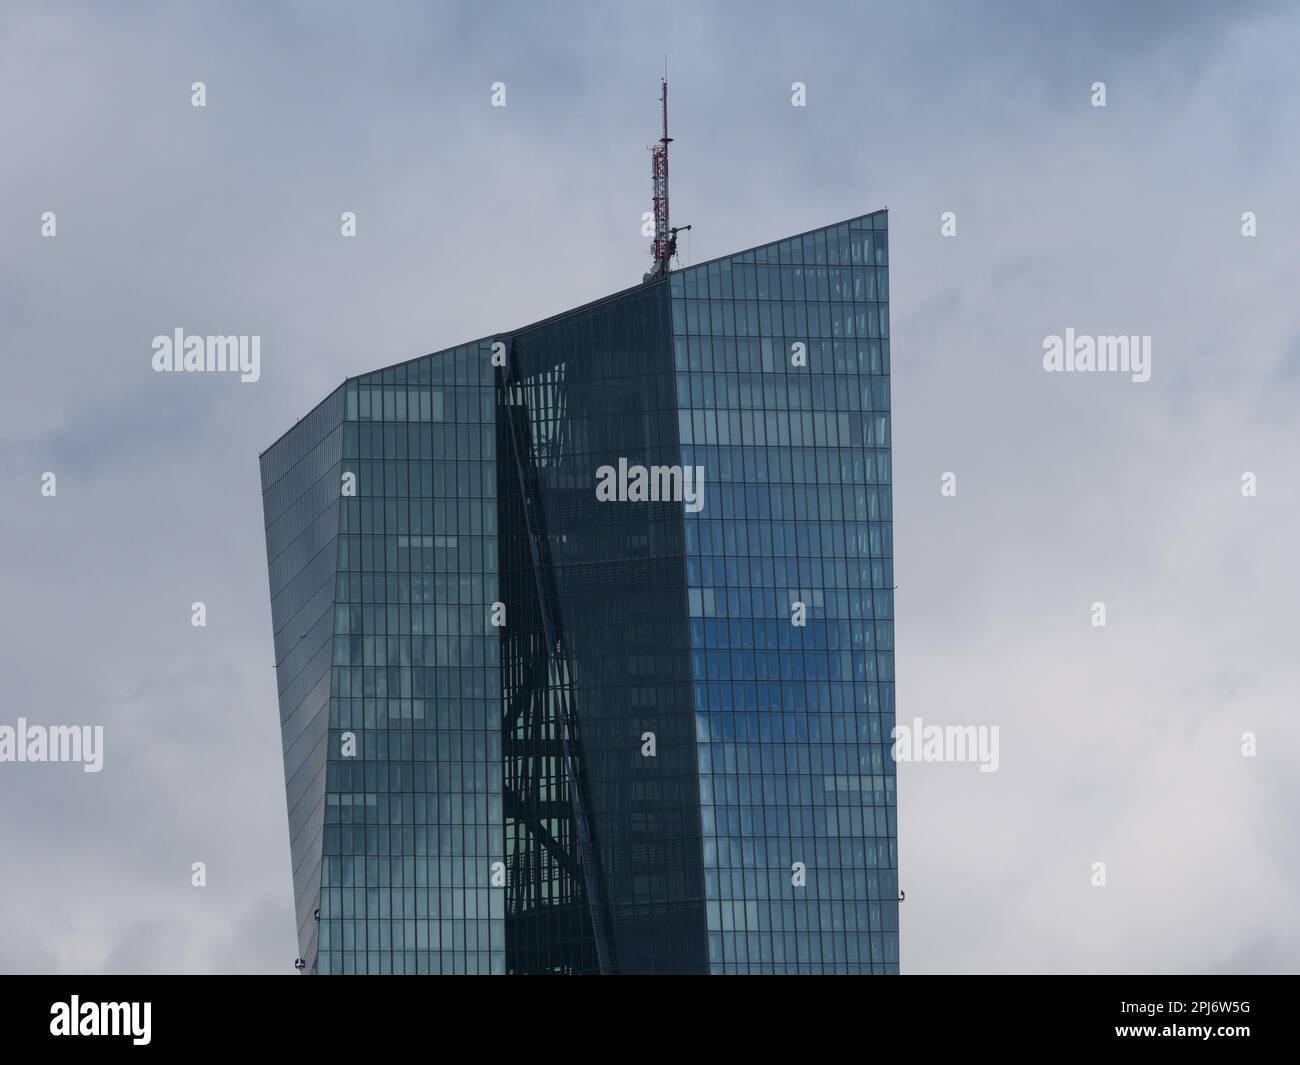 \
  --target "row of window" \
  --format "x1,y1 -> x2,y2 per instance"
678,402 -> 890,449
706,900 -> 898,933
351,348 -> 492,389
691,447 -> 894,494
325,759 -> 501,794
324,733 -> 500,764
688,587 -> 895,621
693,677 -> 896,712
697,721 -> 898,757
337,405 -> 893,473
330,665 -> 495,699
677,369 -> 892,413
698,704 -> 900,737
322,826 -> 497,857
684,443 -> 894,490
319,895 -> 504,924
344,422 -> 495,460
327,527 -> 894,579
703,801 -> 895,835
316,951 -> 506,975
705,841 -> 897,880
697,767 -> 896,798
338,462 -> 496,499
678,263 -> 889,303
335,565 -> 493,602
674,296 -> 889,341
320,856 -> 494,887
674,335 -> 890,376
672,221 -> 887,296
689,557 -> 895,591
694,709 -> 897,742
689,649 -> 890,683
332,639 -> 497,669
334,572 -> 500,607
333,605 -> 494,640
339,498 -> 499,537
691,619 -> 894,650
320,919 -> 501,951
687,518 -> 892,560
338,541 -> 495,576
707,932 -> 899,968
336,373 -> 893,461
328,699 -> 498,729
